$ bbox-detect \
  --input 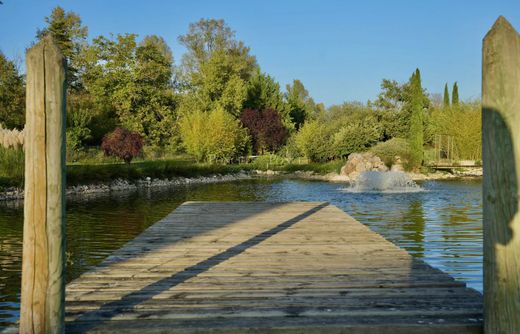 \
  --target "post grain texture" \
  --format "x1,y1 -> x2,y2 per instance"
482,16 -> 520,334
20,36 -> 67,334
